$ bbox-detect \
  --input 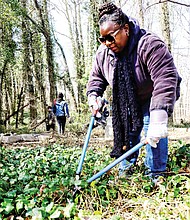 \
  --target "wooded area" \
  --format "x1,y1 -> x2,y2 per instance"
0,0 -> 190,133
